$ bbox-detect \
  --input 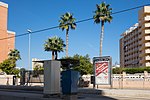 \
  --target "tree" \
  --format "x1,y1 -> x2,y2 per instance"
0,59 -> 19,76
59,12 -> 76,57
112,67 -> 123,74
33,64 -> 44,77
44,36 -> 65,60
0,49 -> 21,76
73,54 -> 93,76
8,49 -> 21,62
62,54 -> 93,76
93,2 -> 113,56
